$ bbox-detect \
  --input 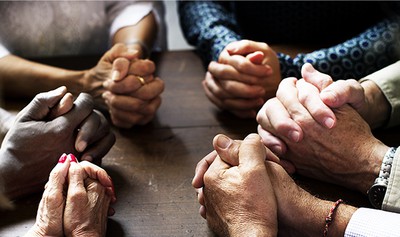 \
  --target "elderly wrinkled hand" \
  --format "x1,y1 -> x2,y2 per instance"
197,134 -> 278,236
64,155 -> 114,237
26,154 -> 115,237
256,63 -> 369,156
0,87 -> 115,199
256,66 -> 389,193
203,40 -> 280,118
